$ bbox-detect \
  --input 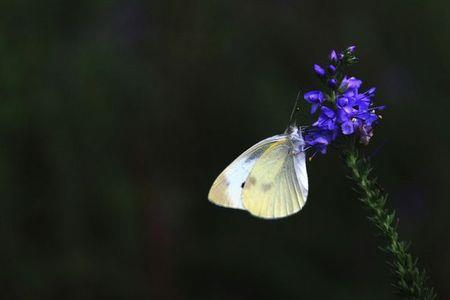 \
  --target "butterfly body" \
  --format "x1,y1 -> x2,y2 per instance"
208,126 -> 308,219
